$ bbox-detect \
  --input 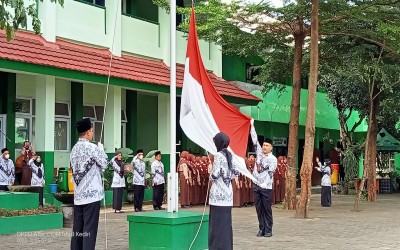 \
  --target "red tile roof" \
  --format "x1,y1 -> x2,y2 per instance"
0,31 -> 260,102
